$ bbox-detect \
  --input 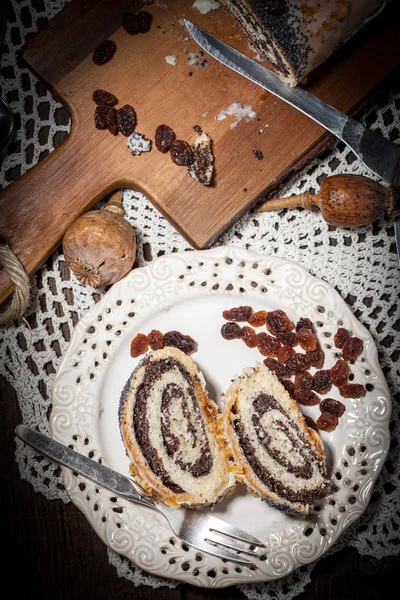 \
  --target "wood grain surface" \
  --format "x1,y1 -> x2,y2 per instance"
1,0 -> 400,305
2,372 -> 398,598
